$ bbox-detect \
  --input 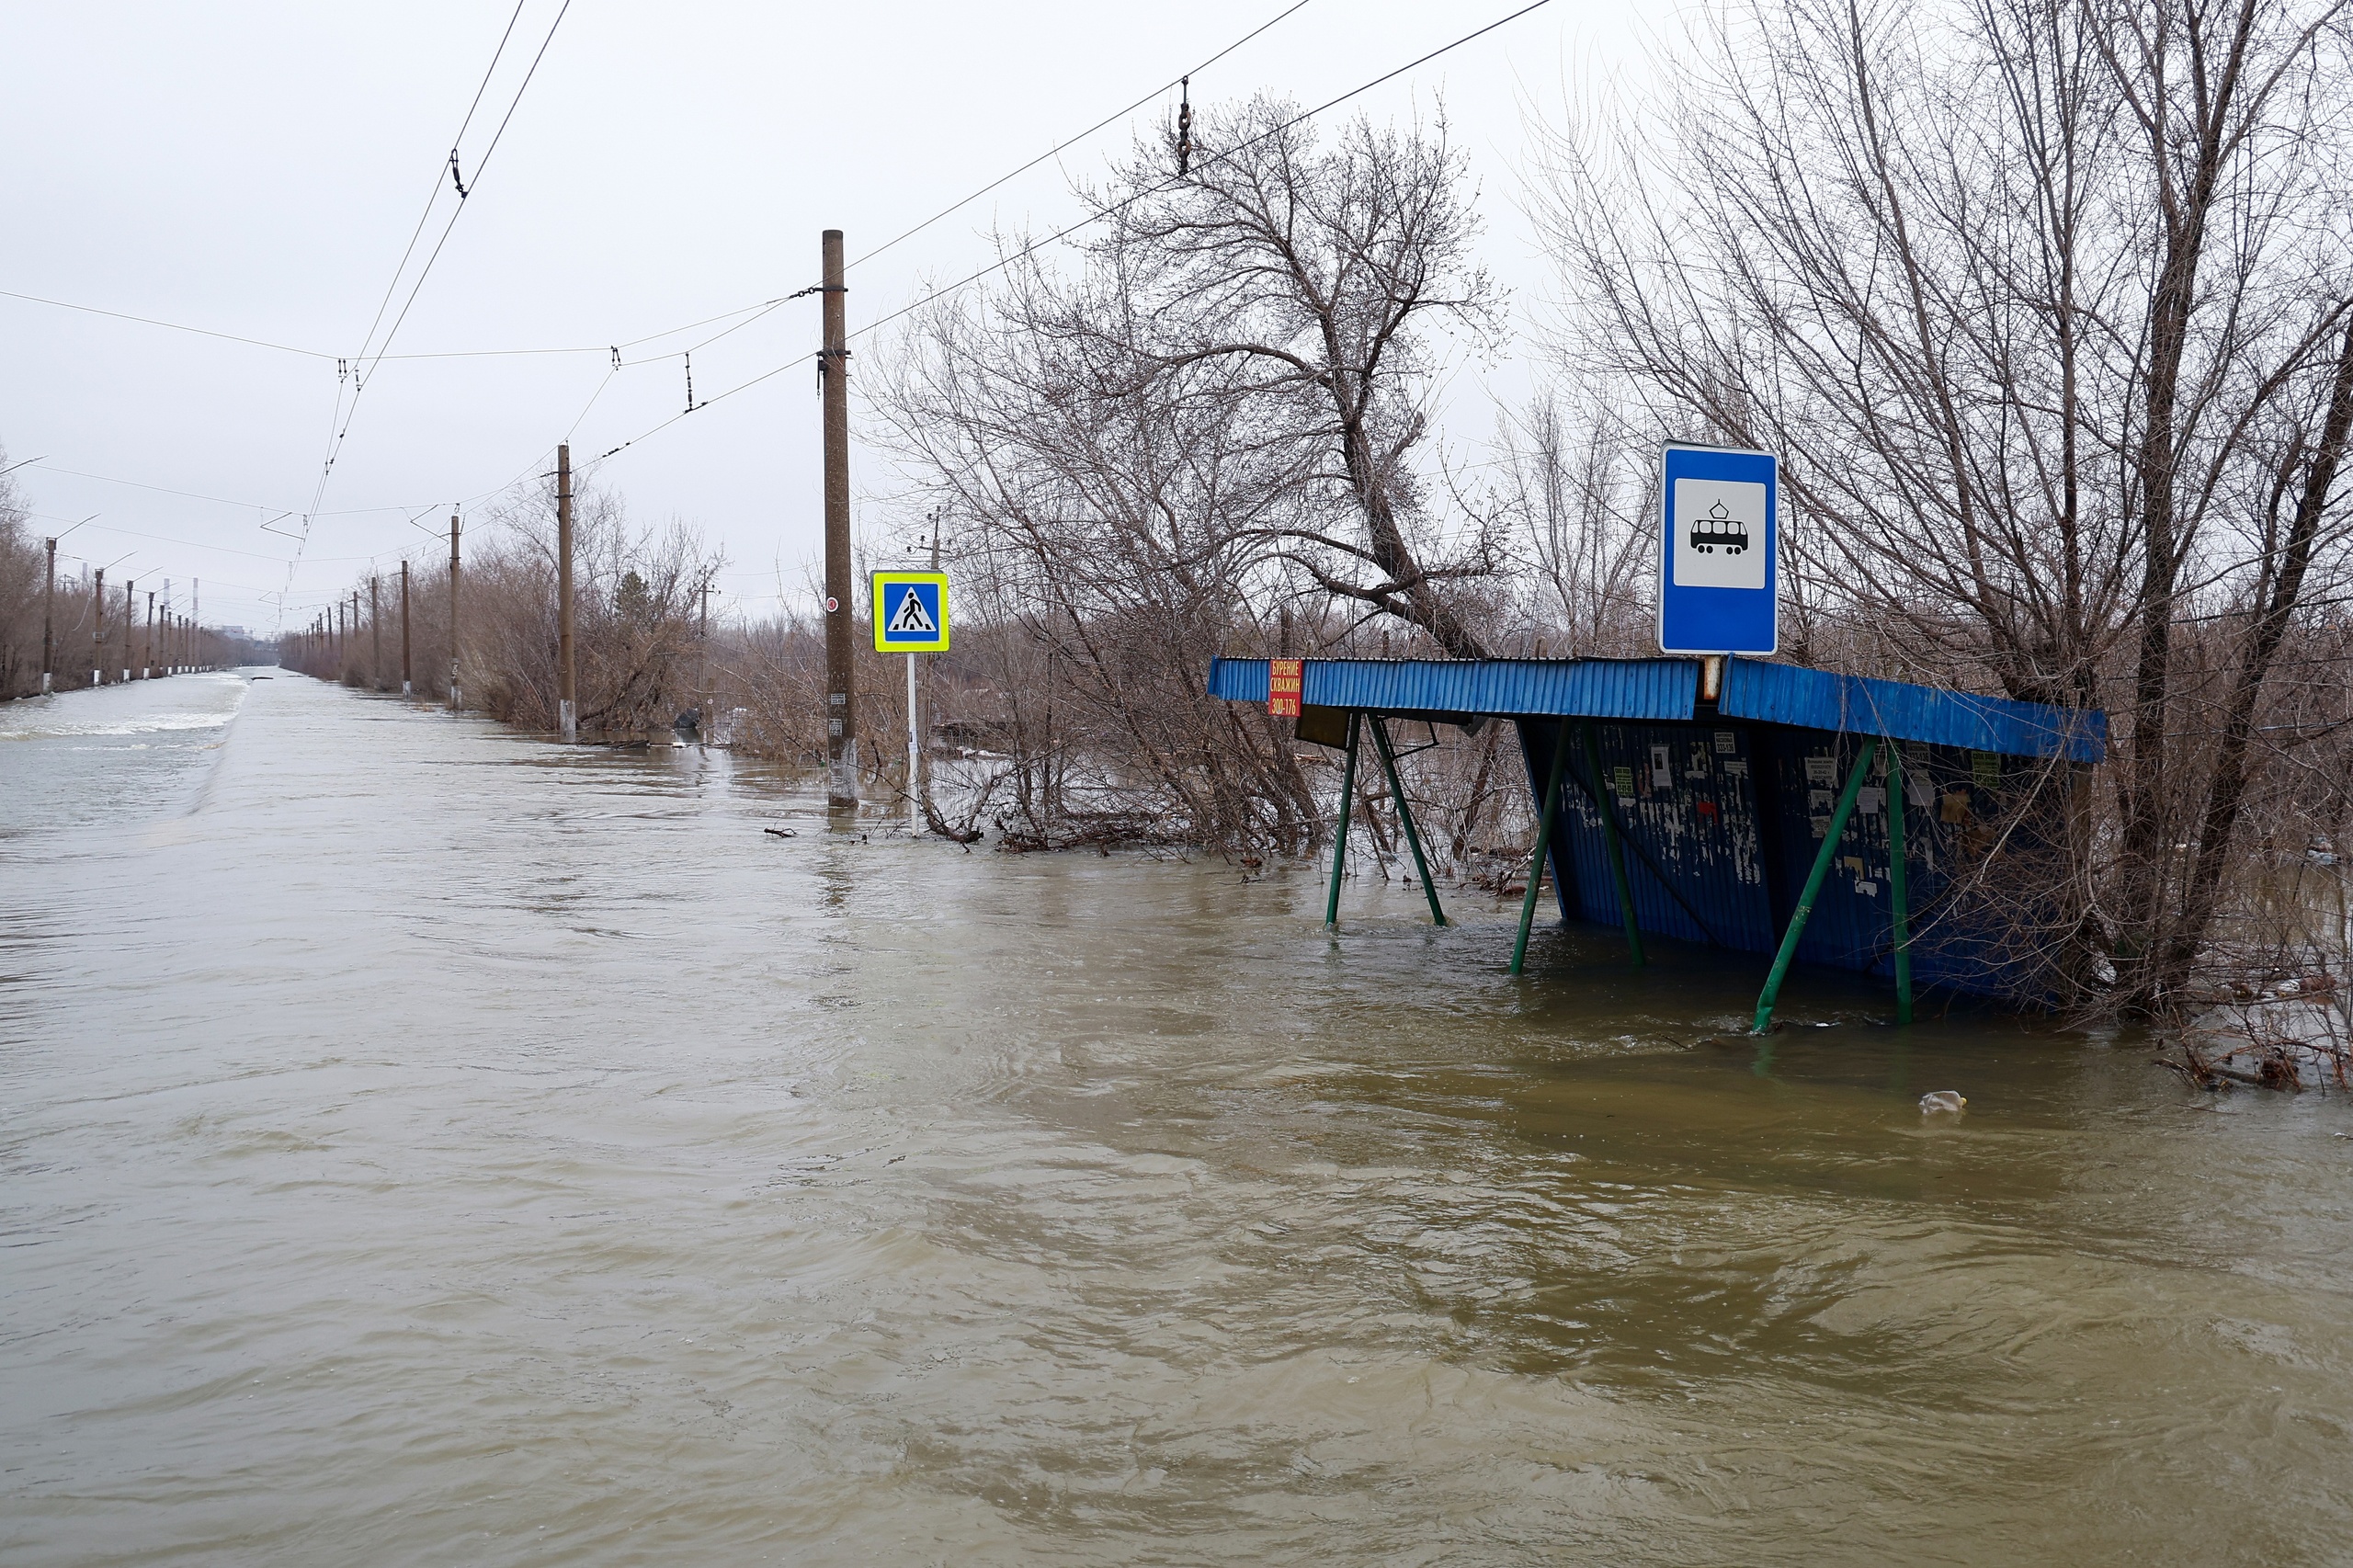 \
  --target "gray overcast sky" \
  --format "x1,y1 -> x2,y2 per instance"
2,0 -> 1673,633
